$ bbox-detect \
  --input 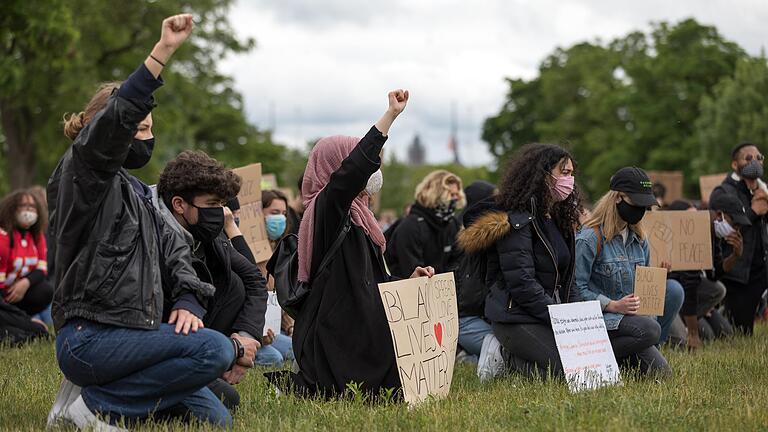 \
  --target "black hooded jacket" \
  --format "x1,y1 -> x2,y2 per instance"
711,174 -> 768,284
386,203 -> 461,278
